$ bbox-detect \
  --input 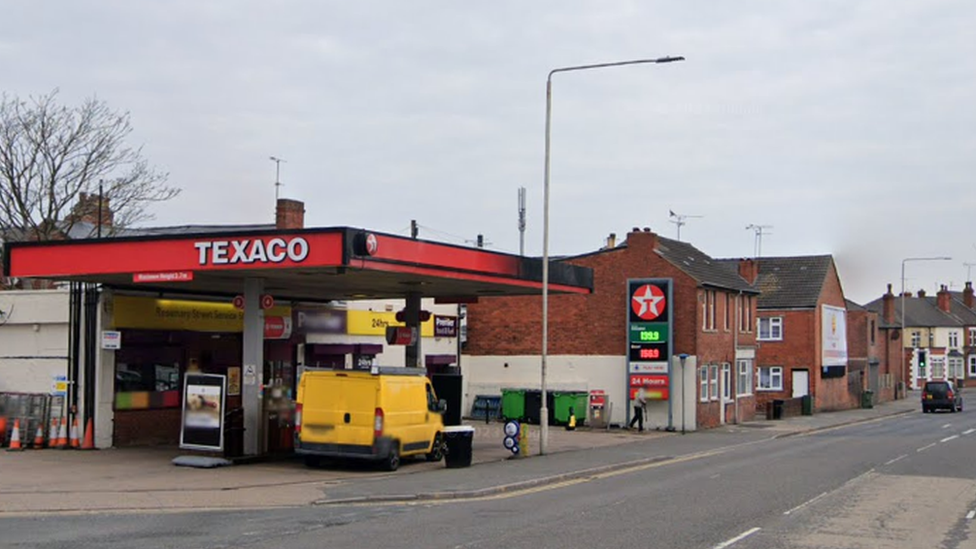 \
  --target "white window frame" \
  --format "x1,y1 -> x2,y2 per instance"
757,366 -> 783,391
969,328 -> 976,348
709,364 -> 719,401
932,356 -> 946,379
700,366 -> 709,402
949,331 -> 960,349
722,363 -> 732,401
949,357 -> 964,379
911,331 -> 921,347
758,317 -> 783,341
724,293 -> 731,332
969,355 -> 976,377
737,359 -> 754,396
702,290 -> 716,332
